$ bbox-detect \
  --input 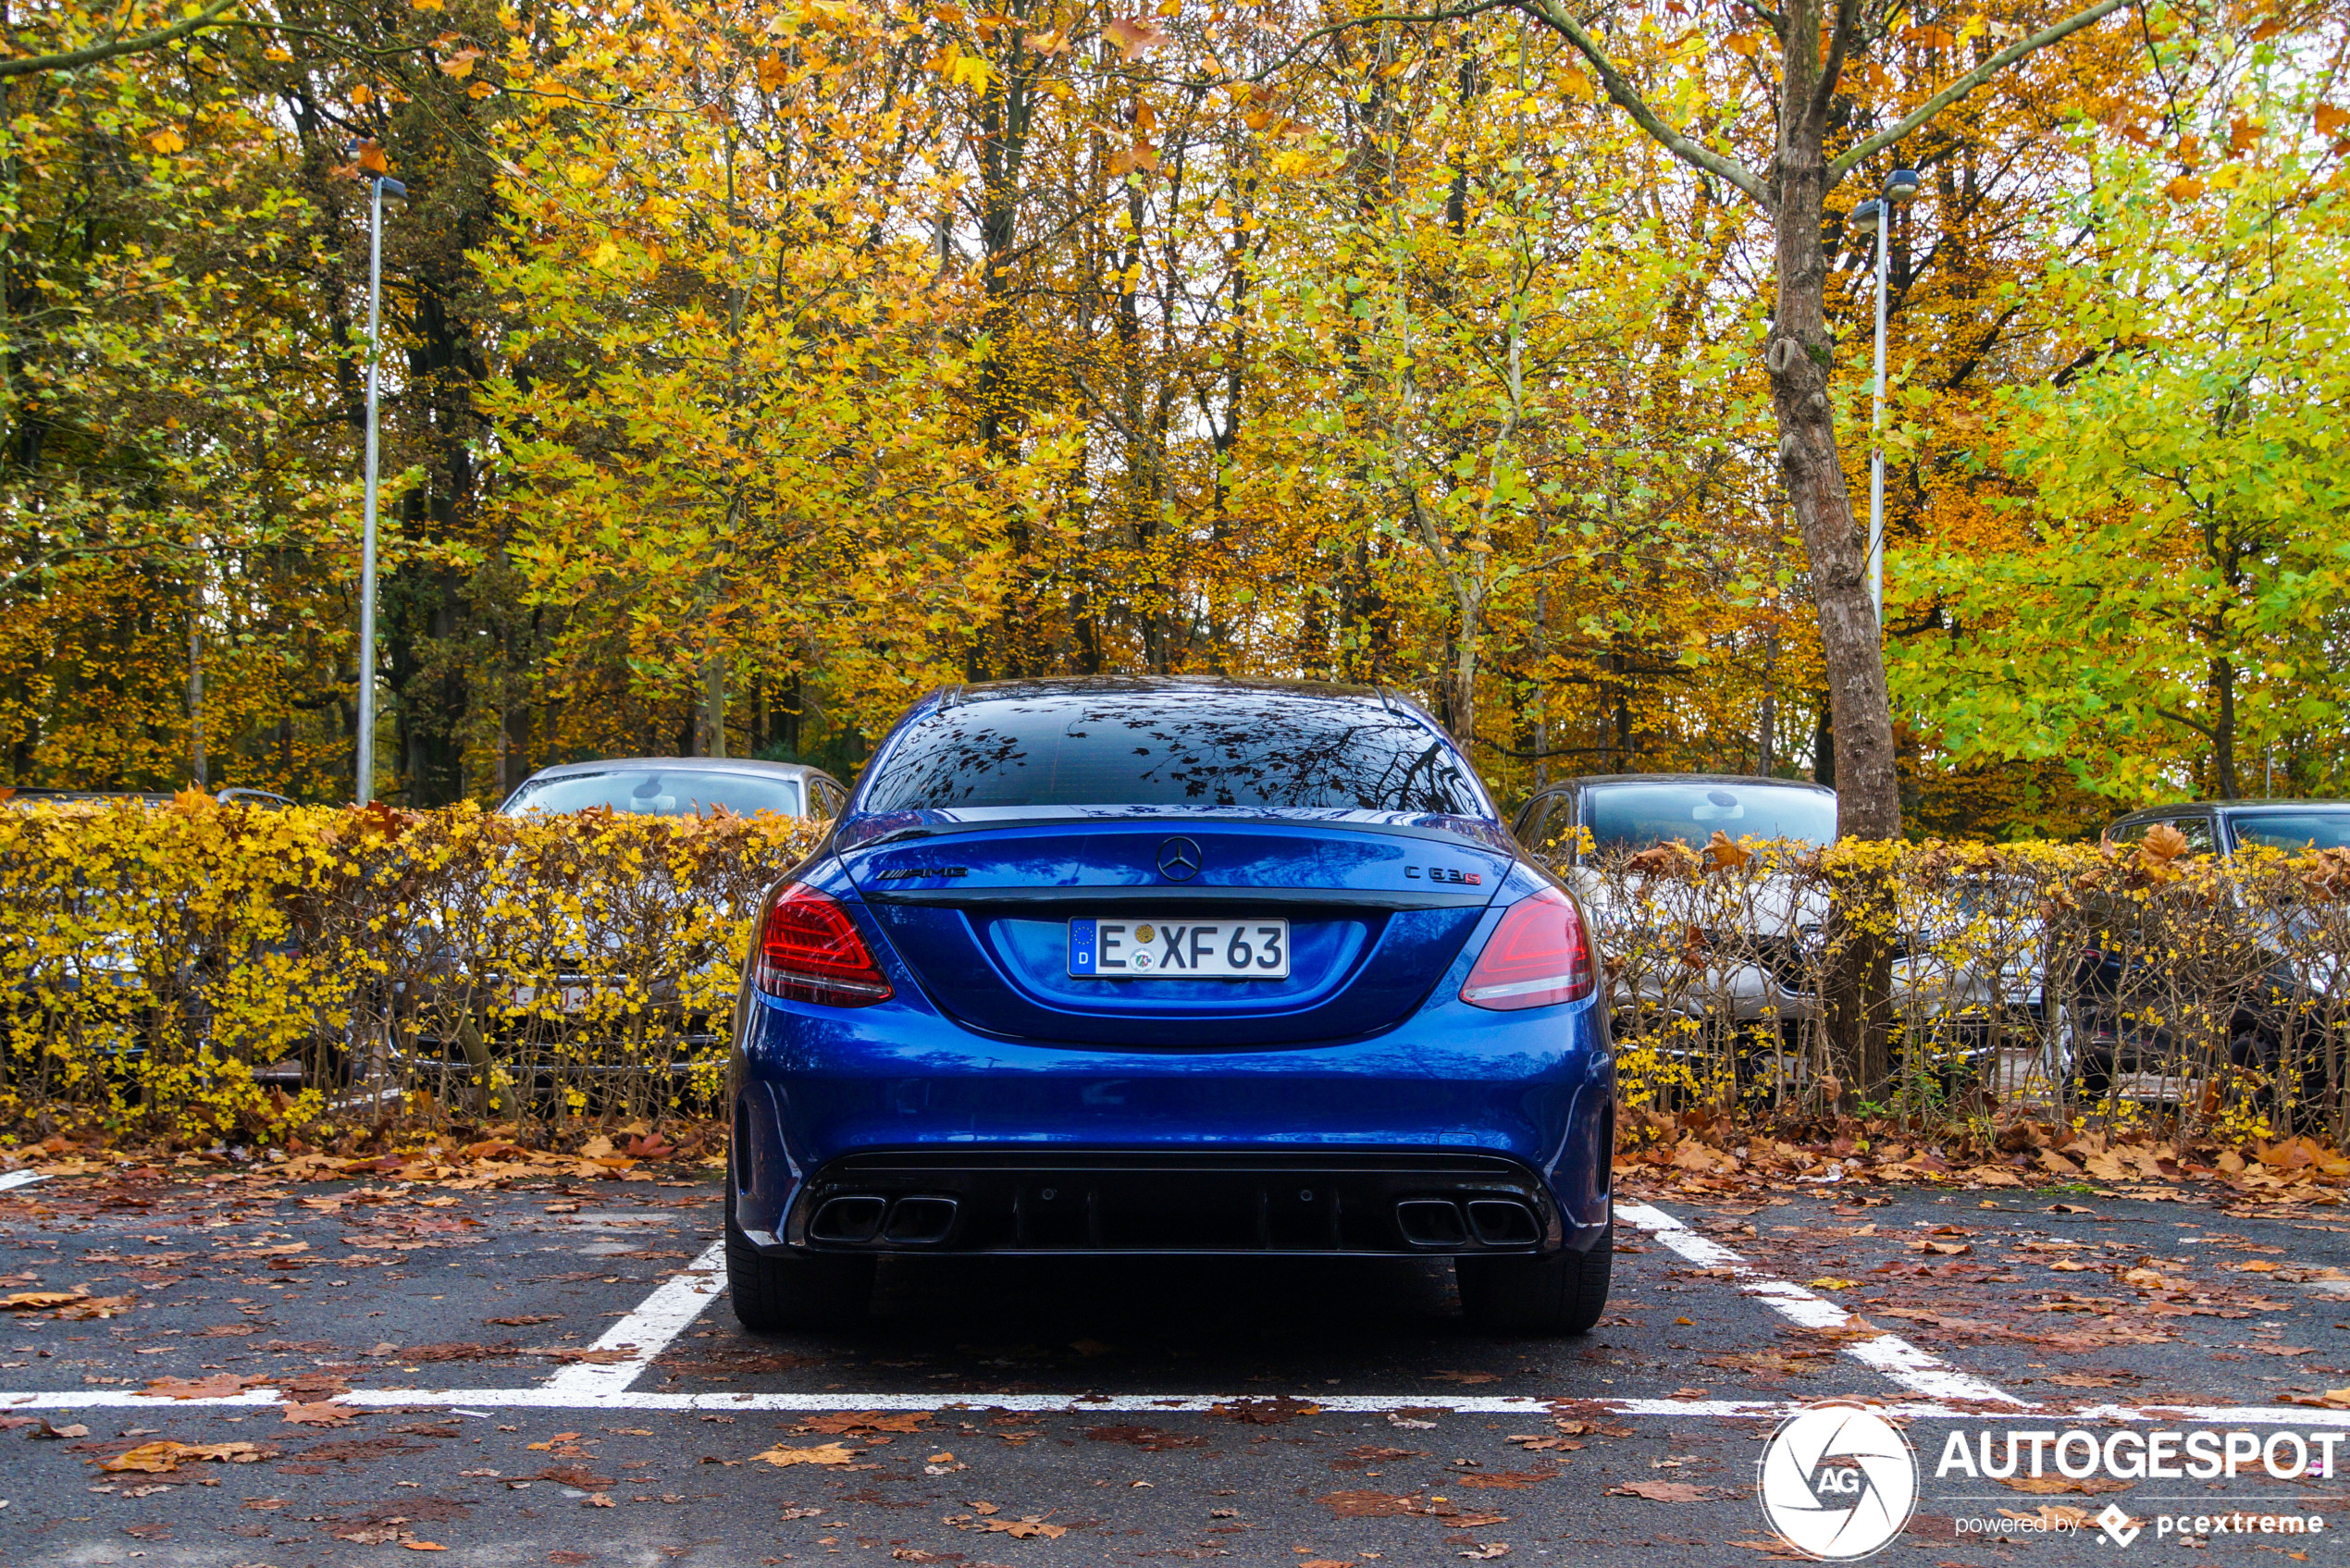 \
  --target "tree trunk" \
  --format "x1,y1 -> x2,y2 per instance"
2210,655 -> 2239,797
1765,7 -> 1900,1104
702,647 -> 726,759
1764,164 -> 1899,844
